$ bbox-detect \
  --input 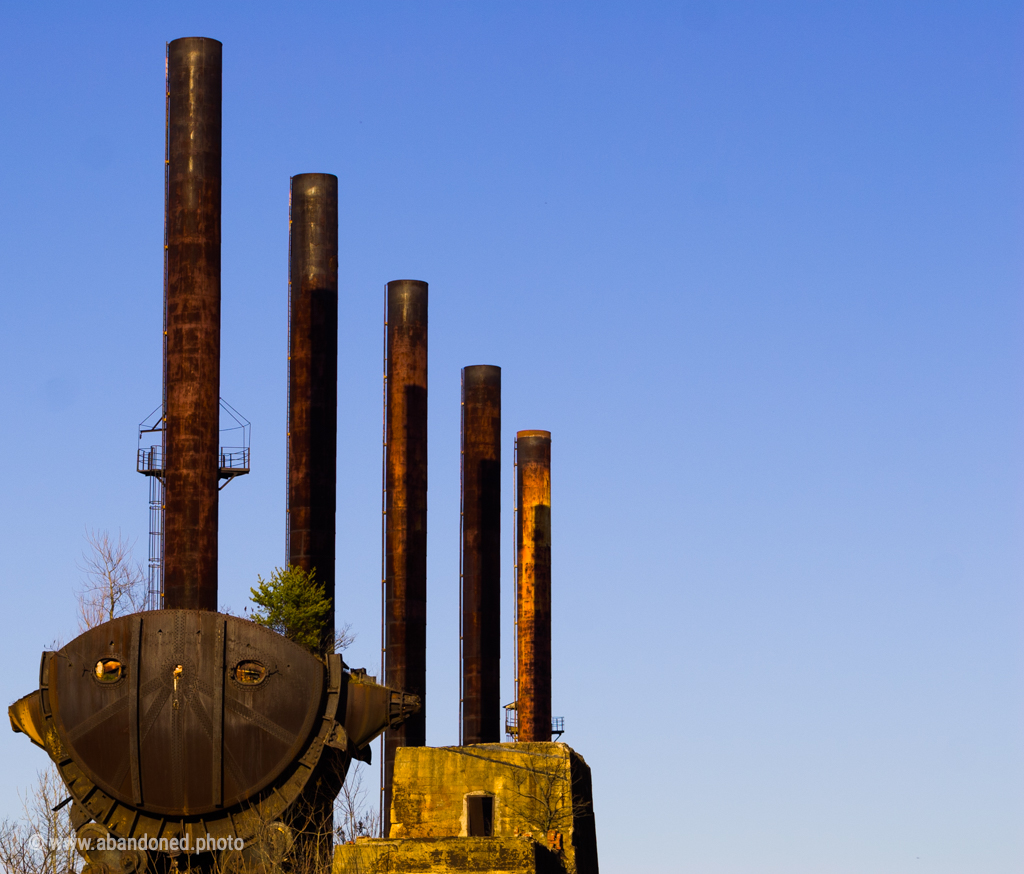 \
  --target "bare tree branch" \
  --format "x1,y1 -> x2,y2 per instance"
334,764 -> 378,845
75,529 -> 145,631
334,622 -> 356,655
0,766 -> 79,874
